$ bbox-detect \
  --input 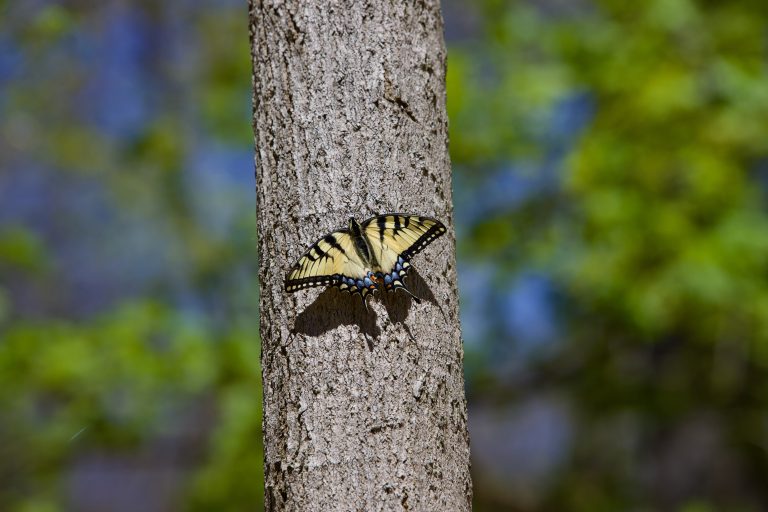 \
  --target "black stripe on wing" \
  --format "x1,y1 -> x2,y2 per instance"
285,271 -> 379,301
400,218 -> 447,261
285,273 -> 344,292
284,231 -> 350,292
377,216 -> 388,245
321,233 -> 347,258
